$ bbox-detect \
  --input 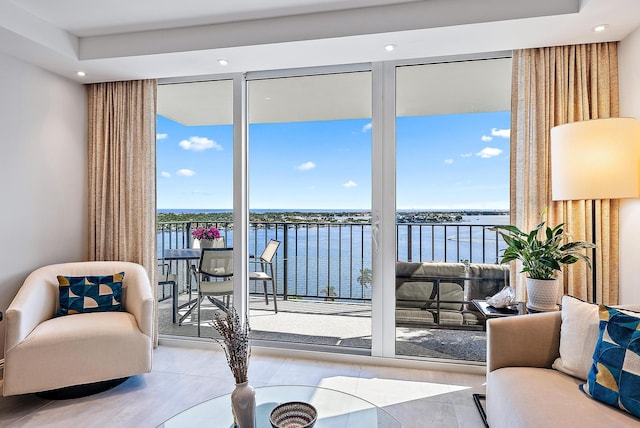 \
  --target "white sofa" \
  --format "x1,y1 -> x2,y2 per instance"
486,300 -> 640,427
3,261 -> 154,396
